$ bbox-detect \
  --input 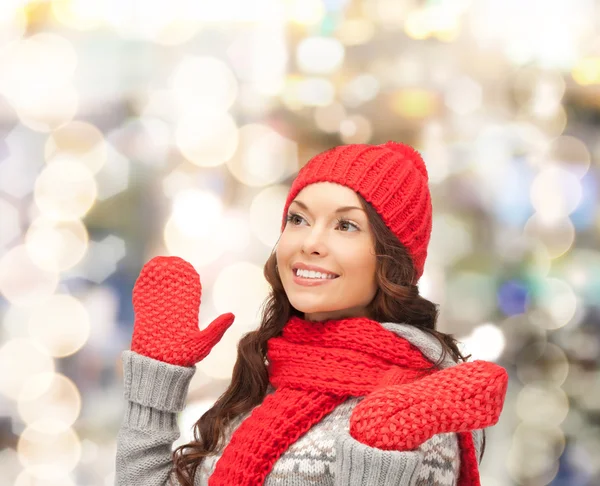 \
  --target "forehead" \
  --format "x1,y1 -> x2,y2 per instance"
292,182 -> 361,208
